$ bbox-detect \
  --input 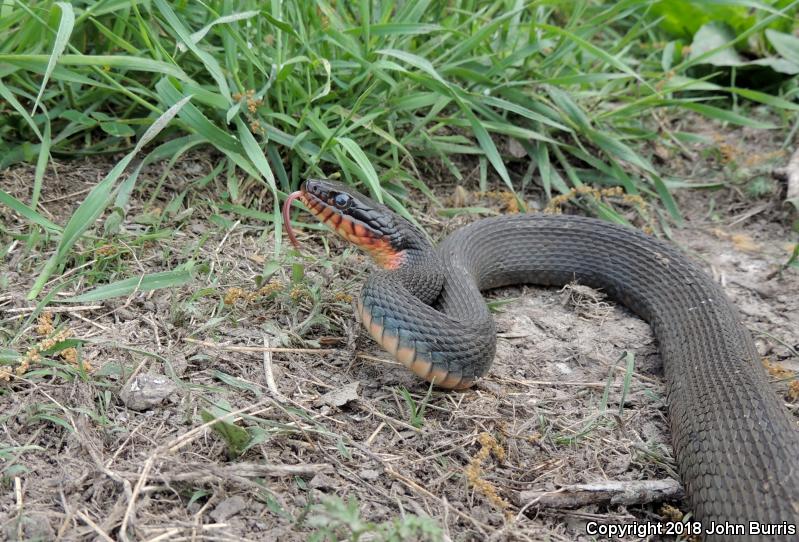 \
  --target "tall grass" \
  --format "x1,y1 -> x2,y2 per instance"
1,1 -> 798,300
